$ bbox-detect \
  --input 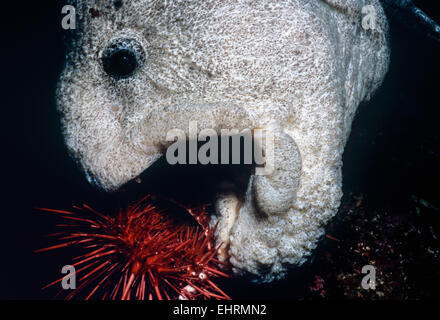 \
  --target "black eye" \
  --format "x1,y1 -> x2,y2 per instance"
102,39 -> 145,79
